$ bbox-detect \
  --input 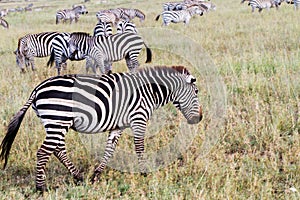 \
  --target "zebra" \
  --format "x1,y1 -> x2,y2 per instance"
14,32 -> 60,73
248,0 -> 280,12
67,32 -> 152,74
163,2 -> 189,11
121,8 -> 146,22
0,66 -> 202,191
108,8 -> 131,21
0,17 -> 9,29
156,5 -> 204,26
93,21 -> 113,37
47,32 -> 86,75
116,21 -> 138,34
96,10 -> 120,26
56,5 -> 88,24
0,9 -> 9,17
